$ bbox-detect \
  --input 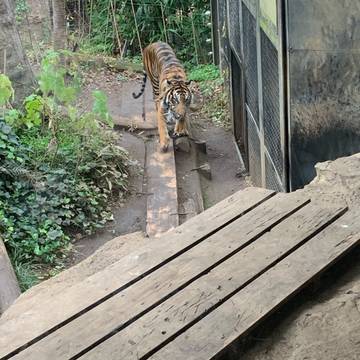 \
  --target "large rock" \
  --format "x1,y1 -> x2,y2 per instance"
299,152 -> 360,207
